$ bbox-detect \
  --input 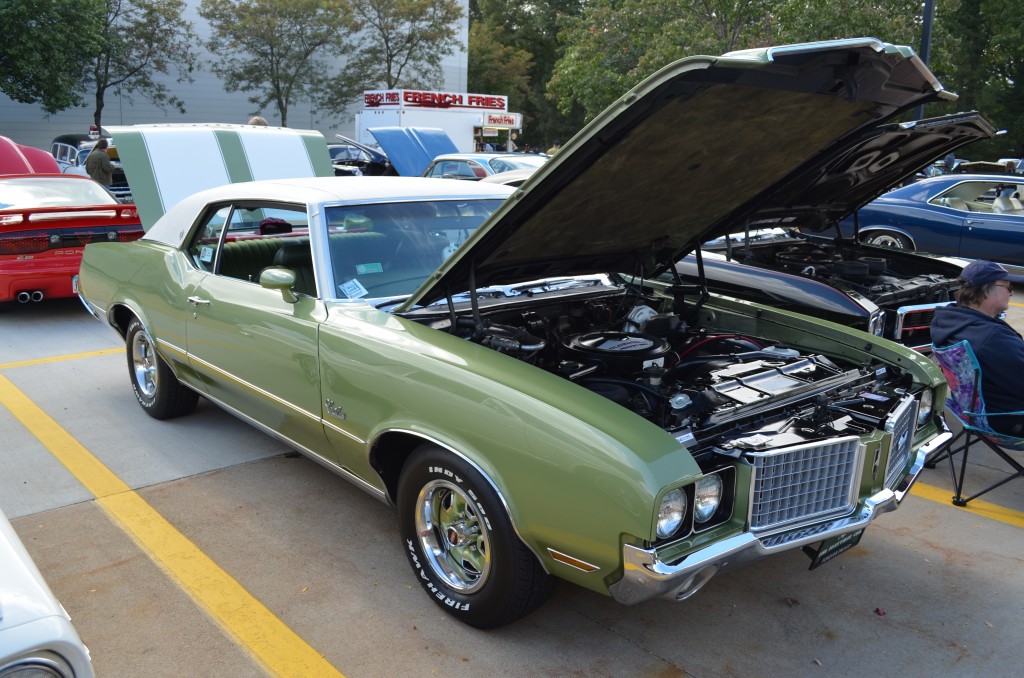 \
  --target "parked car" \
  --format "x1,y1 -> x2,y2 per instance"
1,174 -> 143,304
79,39 -> 954,629
996,157 -> 1024,174
841,174 -> 1024,267
327,135 -> 392,177
48,138 -> 89,178
479,168 -> 537,187
49,132 -> 133,203
0,507 -> 94,678
677,245 -> 966,351
2,135 -> 61,174
422,152 -> 547,180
